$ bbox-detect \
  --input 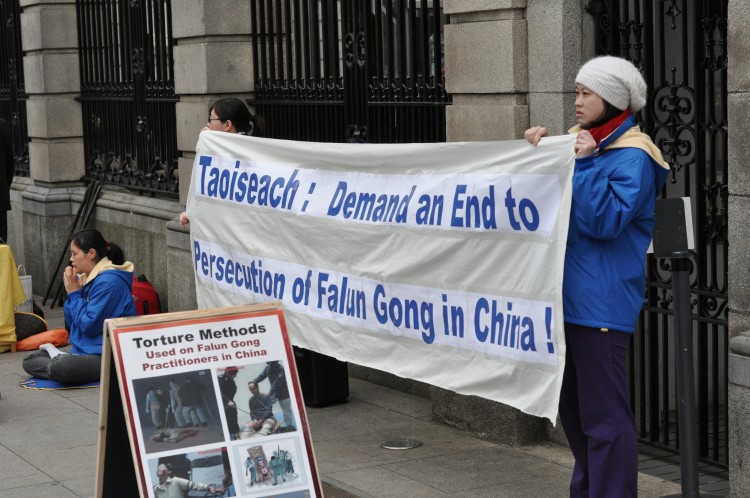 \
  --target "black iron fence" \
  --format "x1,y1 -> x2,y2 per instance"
0,0 -> 29,177
76,0 -> 179,197
587,0 -> 729,468
250,0 -> 449,144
